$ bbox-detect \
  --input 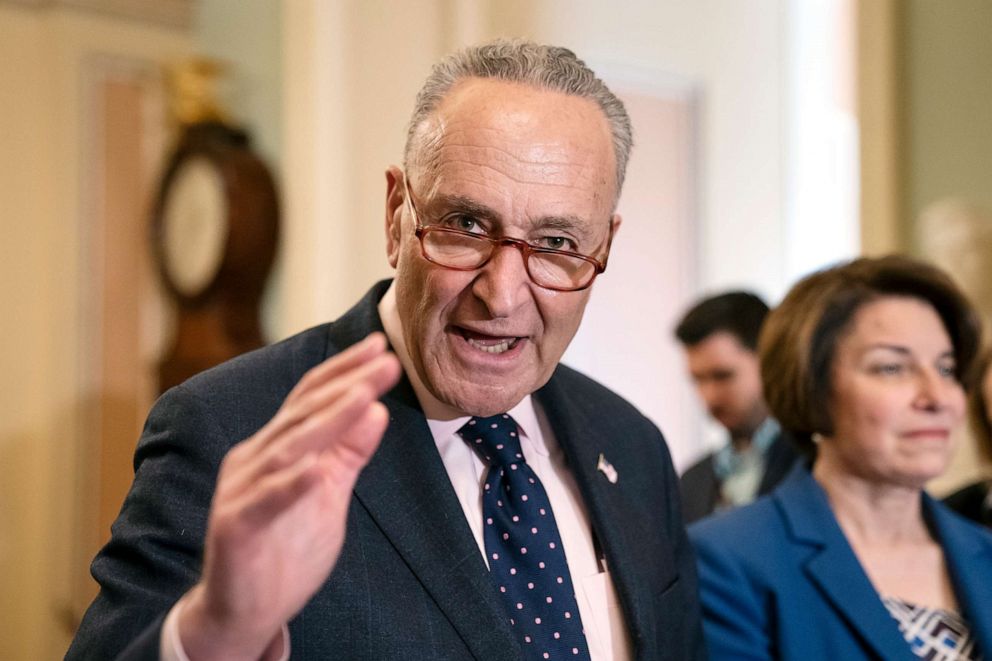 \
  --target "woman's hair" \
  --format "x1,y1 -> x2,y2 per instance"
759,255 -> 981,454
968,348 -> 992,464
